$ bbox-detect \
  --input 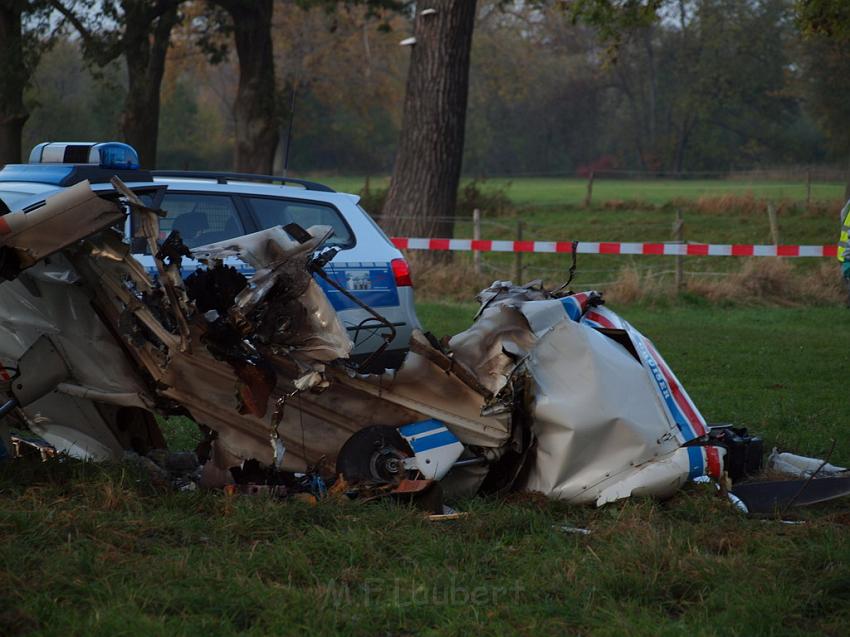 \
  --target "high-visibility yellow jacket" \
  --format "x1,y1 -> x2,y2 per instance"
839,201 -> 850,263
